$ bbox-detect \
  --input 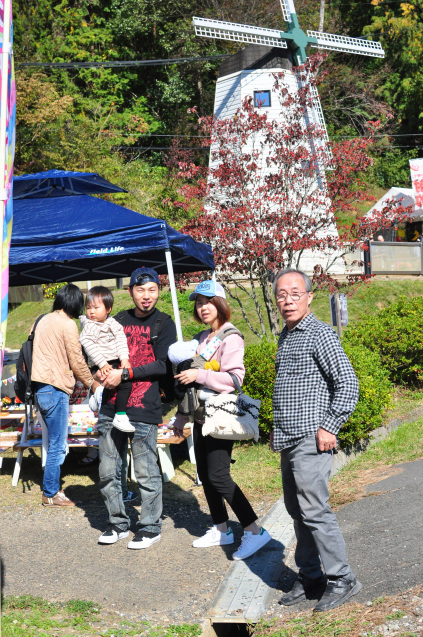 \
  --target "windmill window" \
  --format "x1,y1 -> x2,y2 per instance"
254,90 -> 271,108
